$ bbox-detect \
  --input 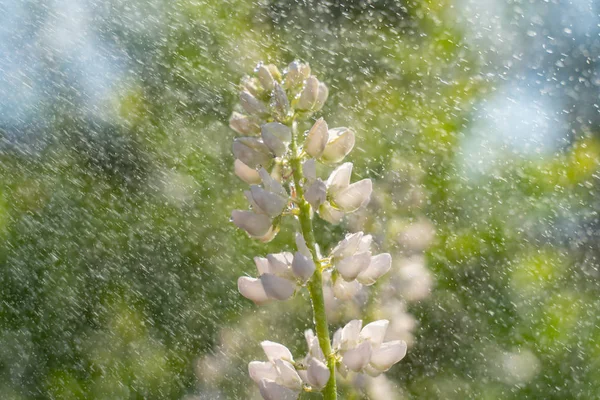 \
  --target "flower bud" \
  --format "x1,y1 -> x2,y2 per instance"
231,210 -> 272,237
292,251 -> 315,281
261,122 -> 291,157
241,76 -> 261,97
234,159 -> 261,184
305,118 -> 329,158
313,82 -> 329,111
306,358 -> 330,389
284,61 -> 311,89
321,127 -> 355,164
267,64 -> 282,82
257,64 -> 275,91
240,90 -> 269,117
229,112 -> 260,136
271,82 -> 290,120
304,178 -> 327,210
232,137 -> 272,168
296,76 -> 319,110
